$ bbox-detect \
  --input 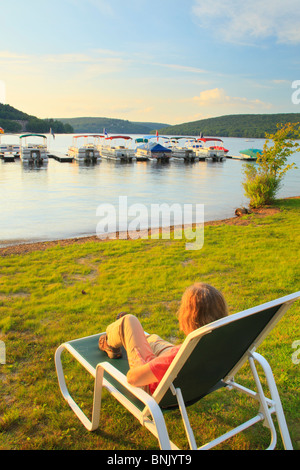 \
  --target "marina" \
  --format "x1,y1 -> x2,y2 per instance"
0,132 -> 264,165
